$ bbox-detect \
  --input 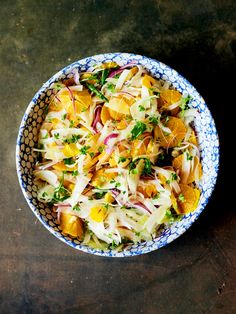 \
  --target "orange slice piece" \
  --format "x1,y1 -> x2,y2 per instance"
154,117 -> 187,148
176,184 -> 200,214
173,154 -> 202,184
60,213 -> 83,238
